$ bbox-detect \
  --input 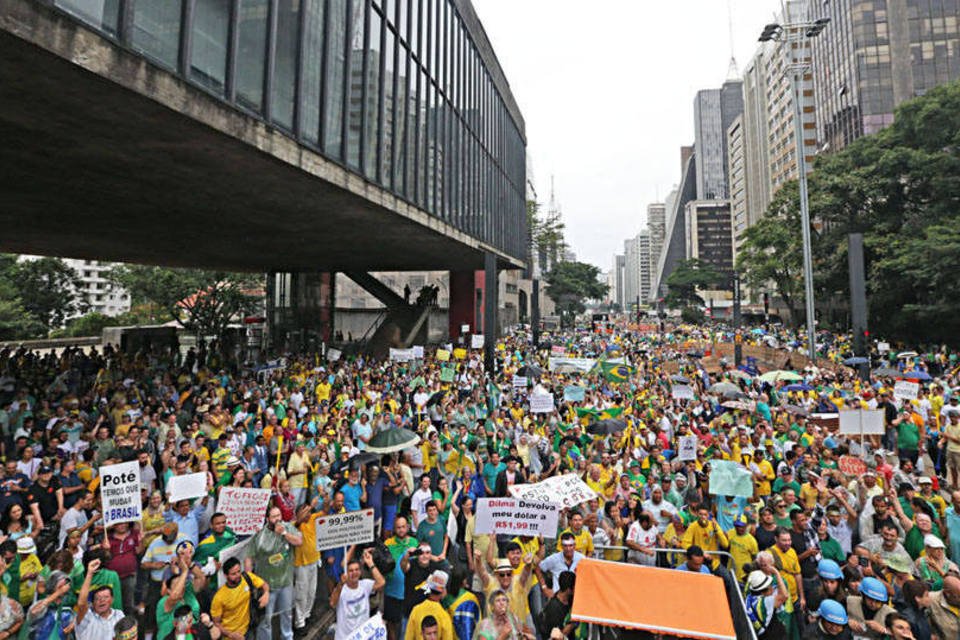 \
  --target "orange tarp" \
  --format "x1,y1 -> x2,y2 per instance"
570,559 -> 737,640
